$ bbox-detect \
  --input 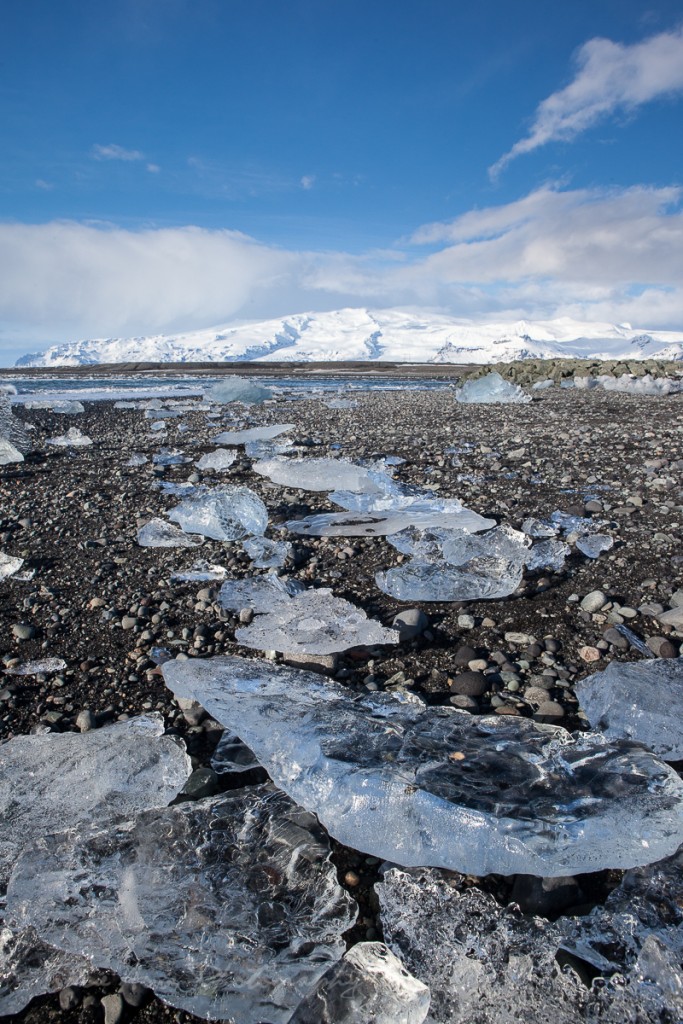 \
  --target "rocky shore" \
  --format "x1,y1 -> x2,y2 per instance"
1,381 -> 683,1023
